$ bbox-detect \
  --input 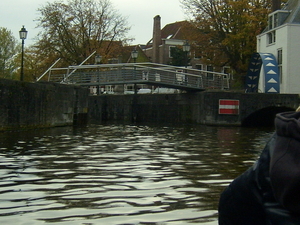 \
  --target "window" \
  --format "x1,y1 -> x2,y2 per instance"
268,13 -> 278,30
267,13 -> 278,45
269,16 -> 273,30
277,49 -> 282,64
195,64 -> 203,70
169,46 -> 176,58
194,49 -> 202,59
274,13 -> 278,28
268,31 -> 276,44
277,49 -> 282,84
207,65 -> 214,80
